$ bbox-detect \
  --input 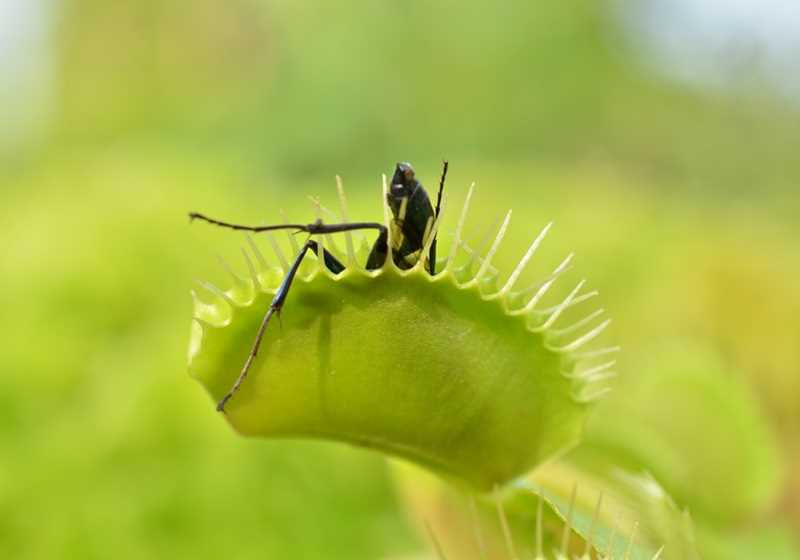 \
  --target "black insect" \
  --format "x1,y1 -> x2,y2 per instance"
190,161 -> 449,412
